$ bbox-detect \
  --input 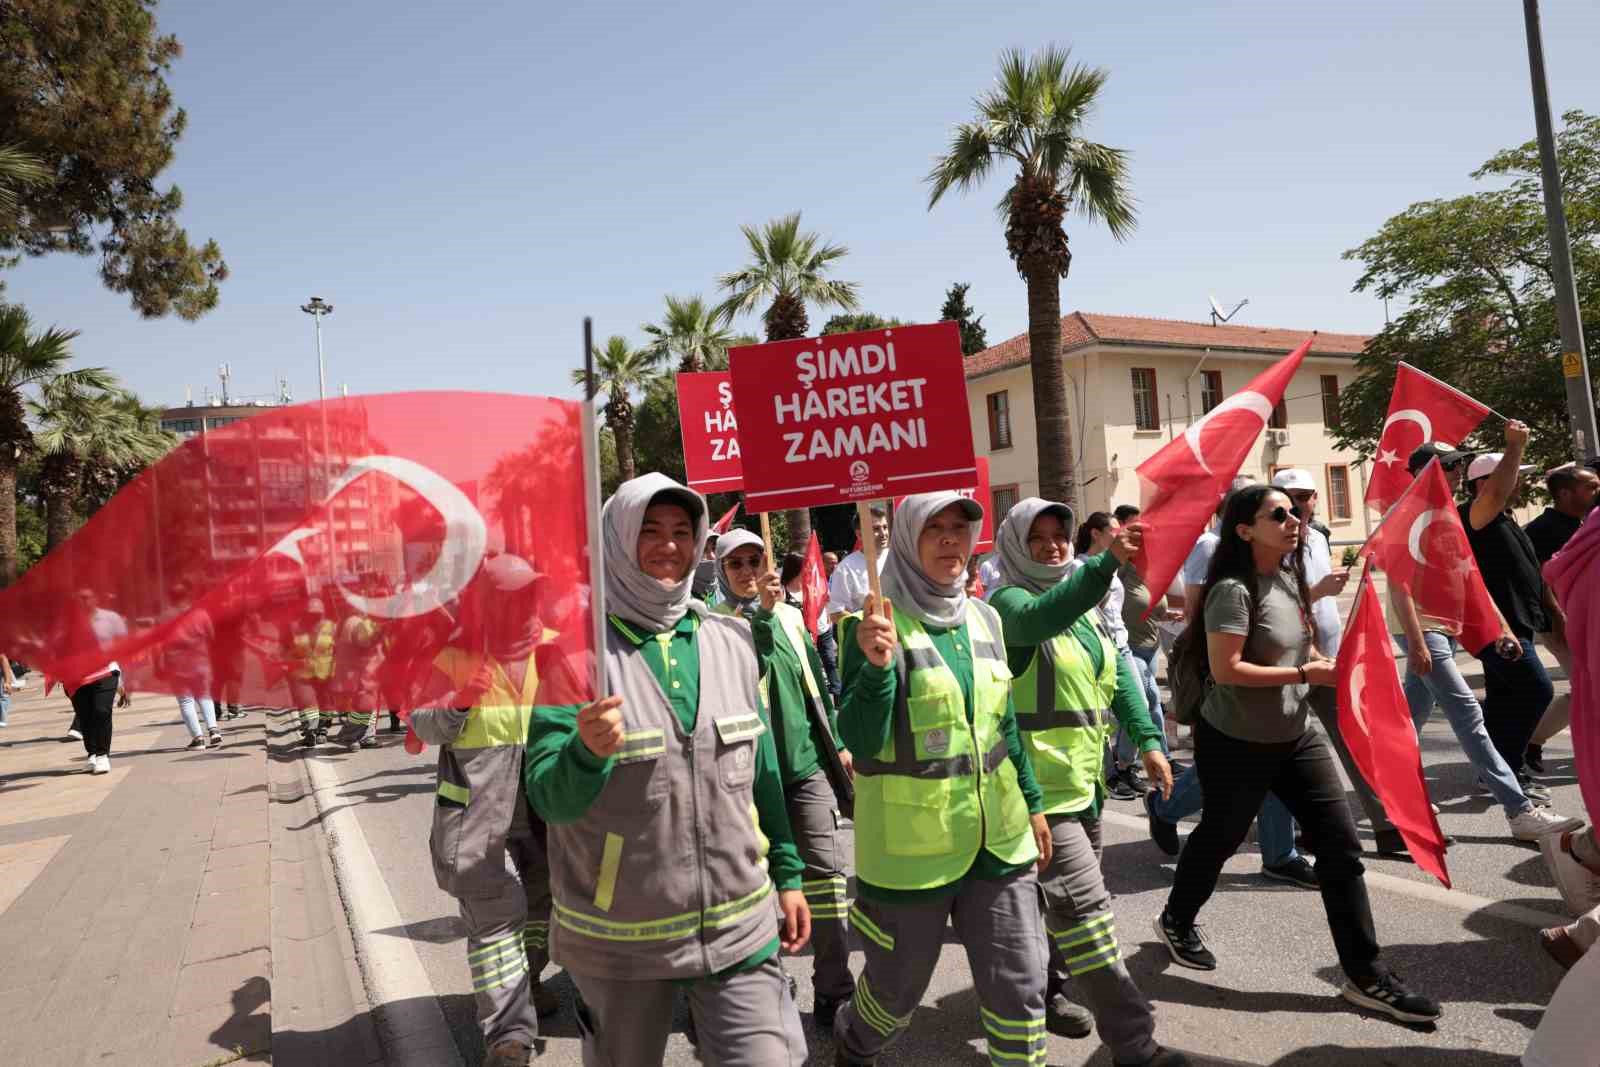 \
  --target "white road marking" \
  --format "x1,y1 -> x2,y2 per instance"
305,752 -> 465,1067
